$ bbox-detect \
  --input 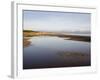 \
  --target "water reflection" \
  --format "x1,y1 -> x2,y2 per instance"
23,36 -> 90,69
23,35 -> 90,48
